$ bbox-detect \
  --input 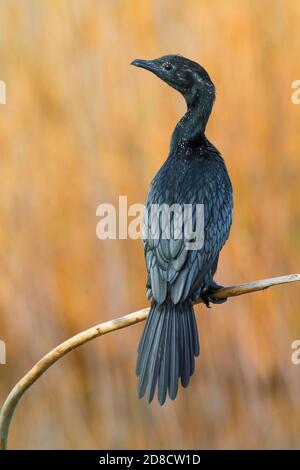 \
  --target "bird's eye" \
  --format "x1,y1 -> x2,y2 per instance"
163,62 -> 173,71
